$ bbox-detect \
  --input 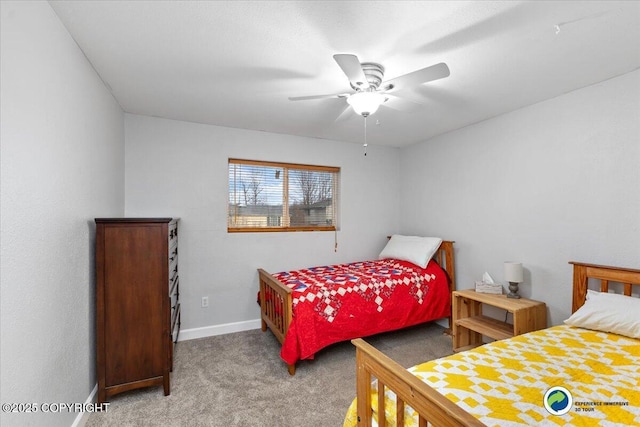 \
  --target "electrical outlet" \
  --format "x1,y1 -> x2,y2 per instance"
201,296 -> 209,308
